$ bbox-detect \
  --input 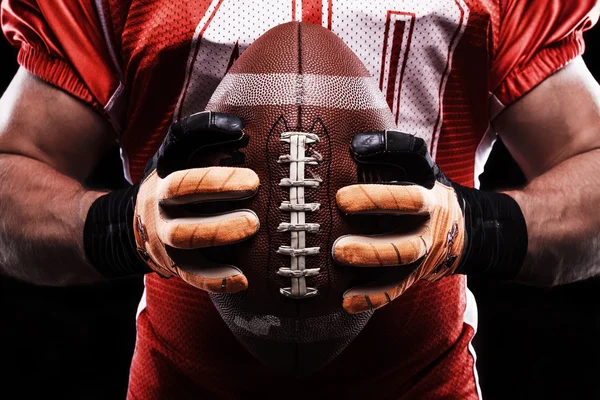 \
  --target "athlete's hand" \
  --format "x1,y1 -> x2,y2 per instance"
333,131 -> 527,314
85,112 -> 260,292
